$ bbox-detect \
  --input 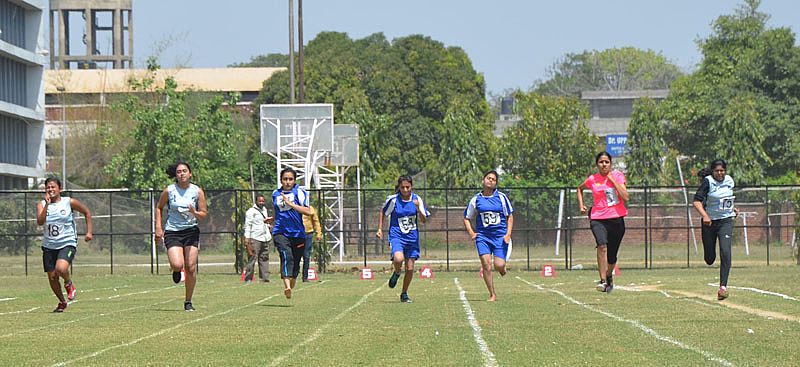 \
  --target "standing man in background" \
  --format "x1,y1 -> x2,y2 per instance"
302,205 -> 323,282
244,194 -> 273,283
